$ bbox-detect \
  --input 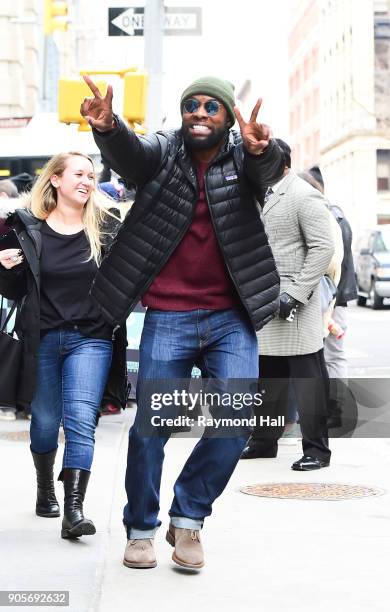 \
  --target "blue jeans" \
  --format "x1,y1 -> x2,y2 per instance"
124,308 -> 258,539
30,329 -> 112,471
